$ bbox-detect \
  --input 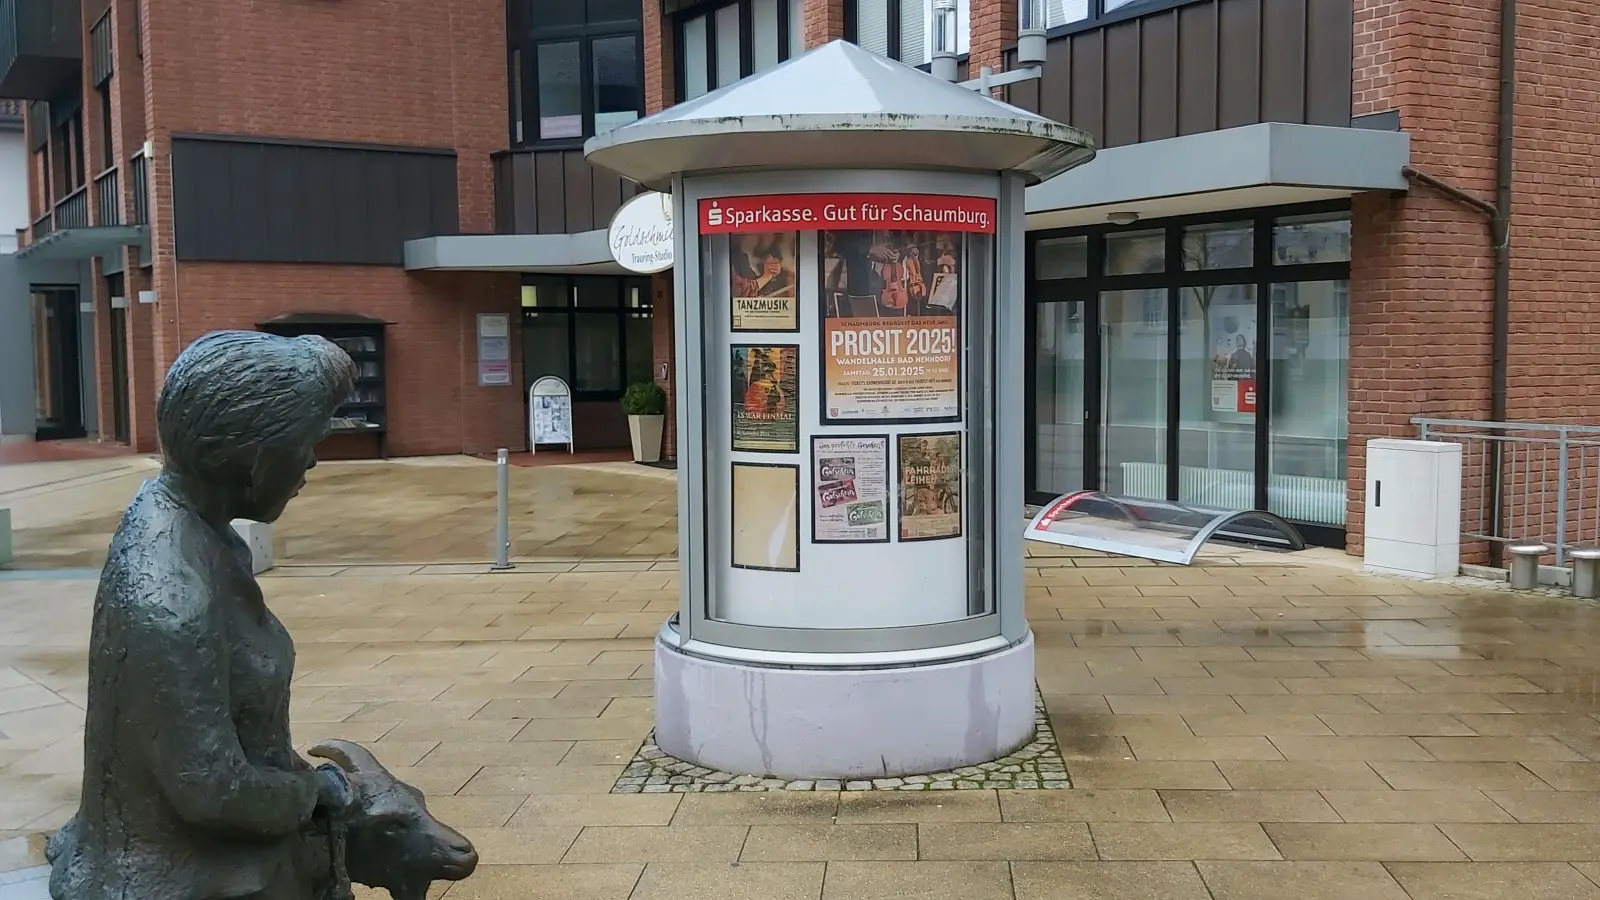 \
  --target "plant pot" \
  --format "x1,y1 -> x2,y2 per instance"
628,414 -> 665,463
